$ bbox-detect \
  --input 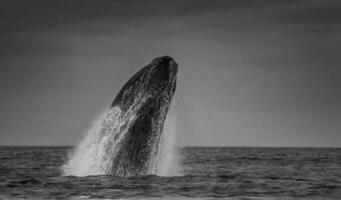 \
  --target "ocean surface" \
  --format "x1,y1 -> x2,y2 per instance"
0,147 -> 340,200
